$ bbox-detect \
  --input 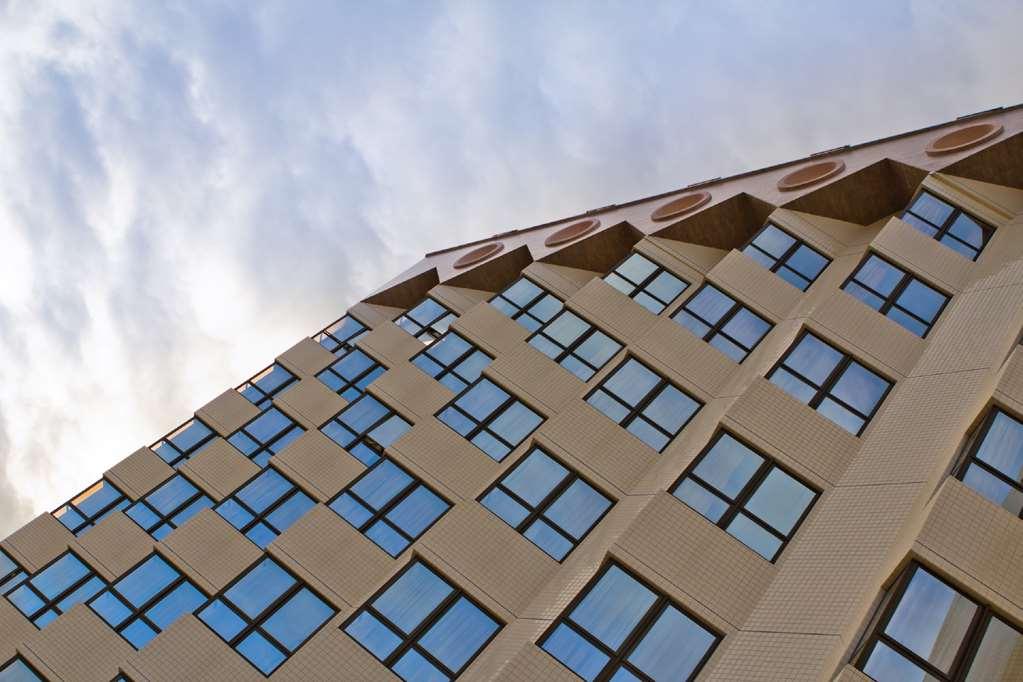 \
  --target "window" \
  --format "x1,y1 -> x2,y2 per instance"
395,298 -> 457,345
540,562 -> 720,681
857,563 -> 1023,681
437,378 -> 544,462
0,550 -> 26,596
671,284 -> 772,362
237,363 -> 297,410
603,253 -> 689,314
314,314 -> 368,356
215,468 -> 315,550
0,657 -> 43,682
742,224 -> 830,291
344,560 -> 501,680
316,347 -> 386,401
528,310 -> 622,381
490,277 -> 564,331
125,474 -> 214,541
768,331 -> 892,435
480,448 -> 612,561
901,191 -> 995,261
5,551 -> 105,628
328,458 -> 450,557
842,253 -> 949,337
151,417 -> 216,468
198,557 -> 335,675
228,407 -> 305,468
411,331 -> 492,394
671,433 -> 817,561
956,408 -> 1023,517
321,395 -> 412,467
89,553 -> 206,649
53,480 -> 129,537
586,358 -> 702,453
